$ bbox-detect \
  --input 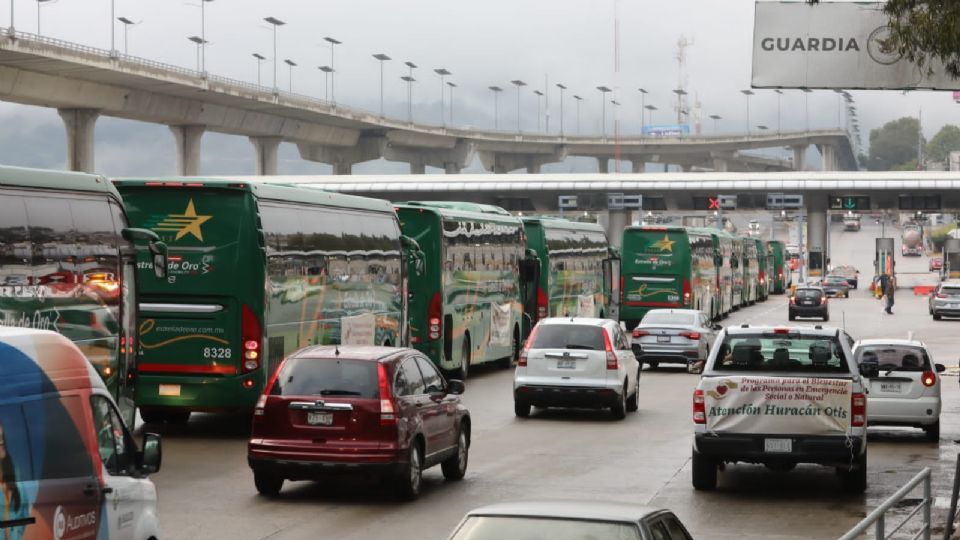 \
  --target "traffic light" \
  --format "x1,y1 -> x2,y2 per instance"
829,195 -> 870,210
